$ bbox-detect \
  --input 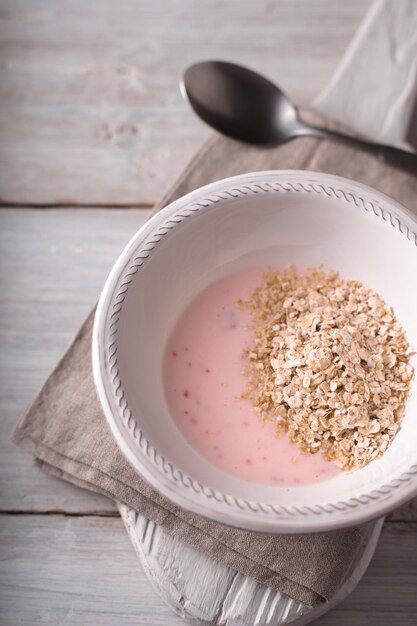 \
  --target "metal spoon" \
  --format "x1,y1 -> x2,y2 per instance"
181,61 -> 417,176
